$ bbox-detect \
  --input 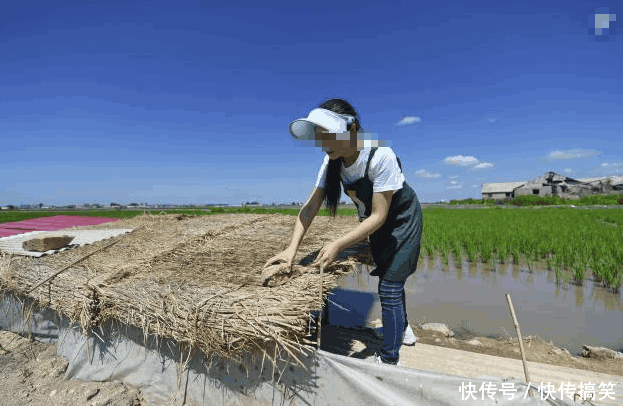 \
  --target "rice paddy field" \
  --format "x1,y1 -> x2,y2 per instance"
423,206 -> 623,293
2,194 -> 623,293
